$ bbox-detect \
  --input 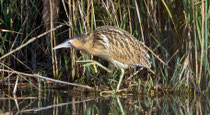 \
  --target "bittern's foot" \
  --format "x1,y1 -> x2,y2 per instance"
76,60 -> 112,73
100,68 -> 126,96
